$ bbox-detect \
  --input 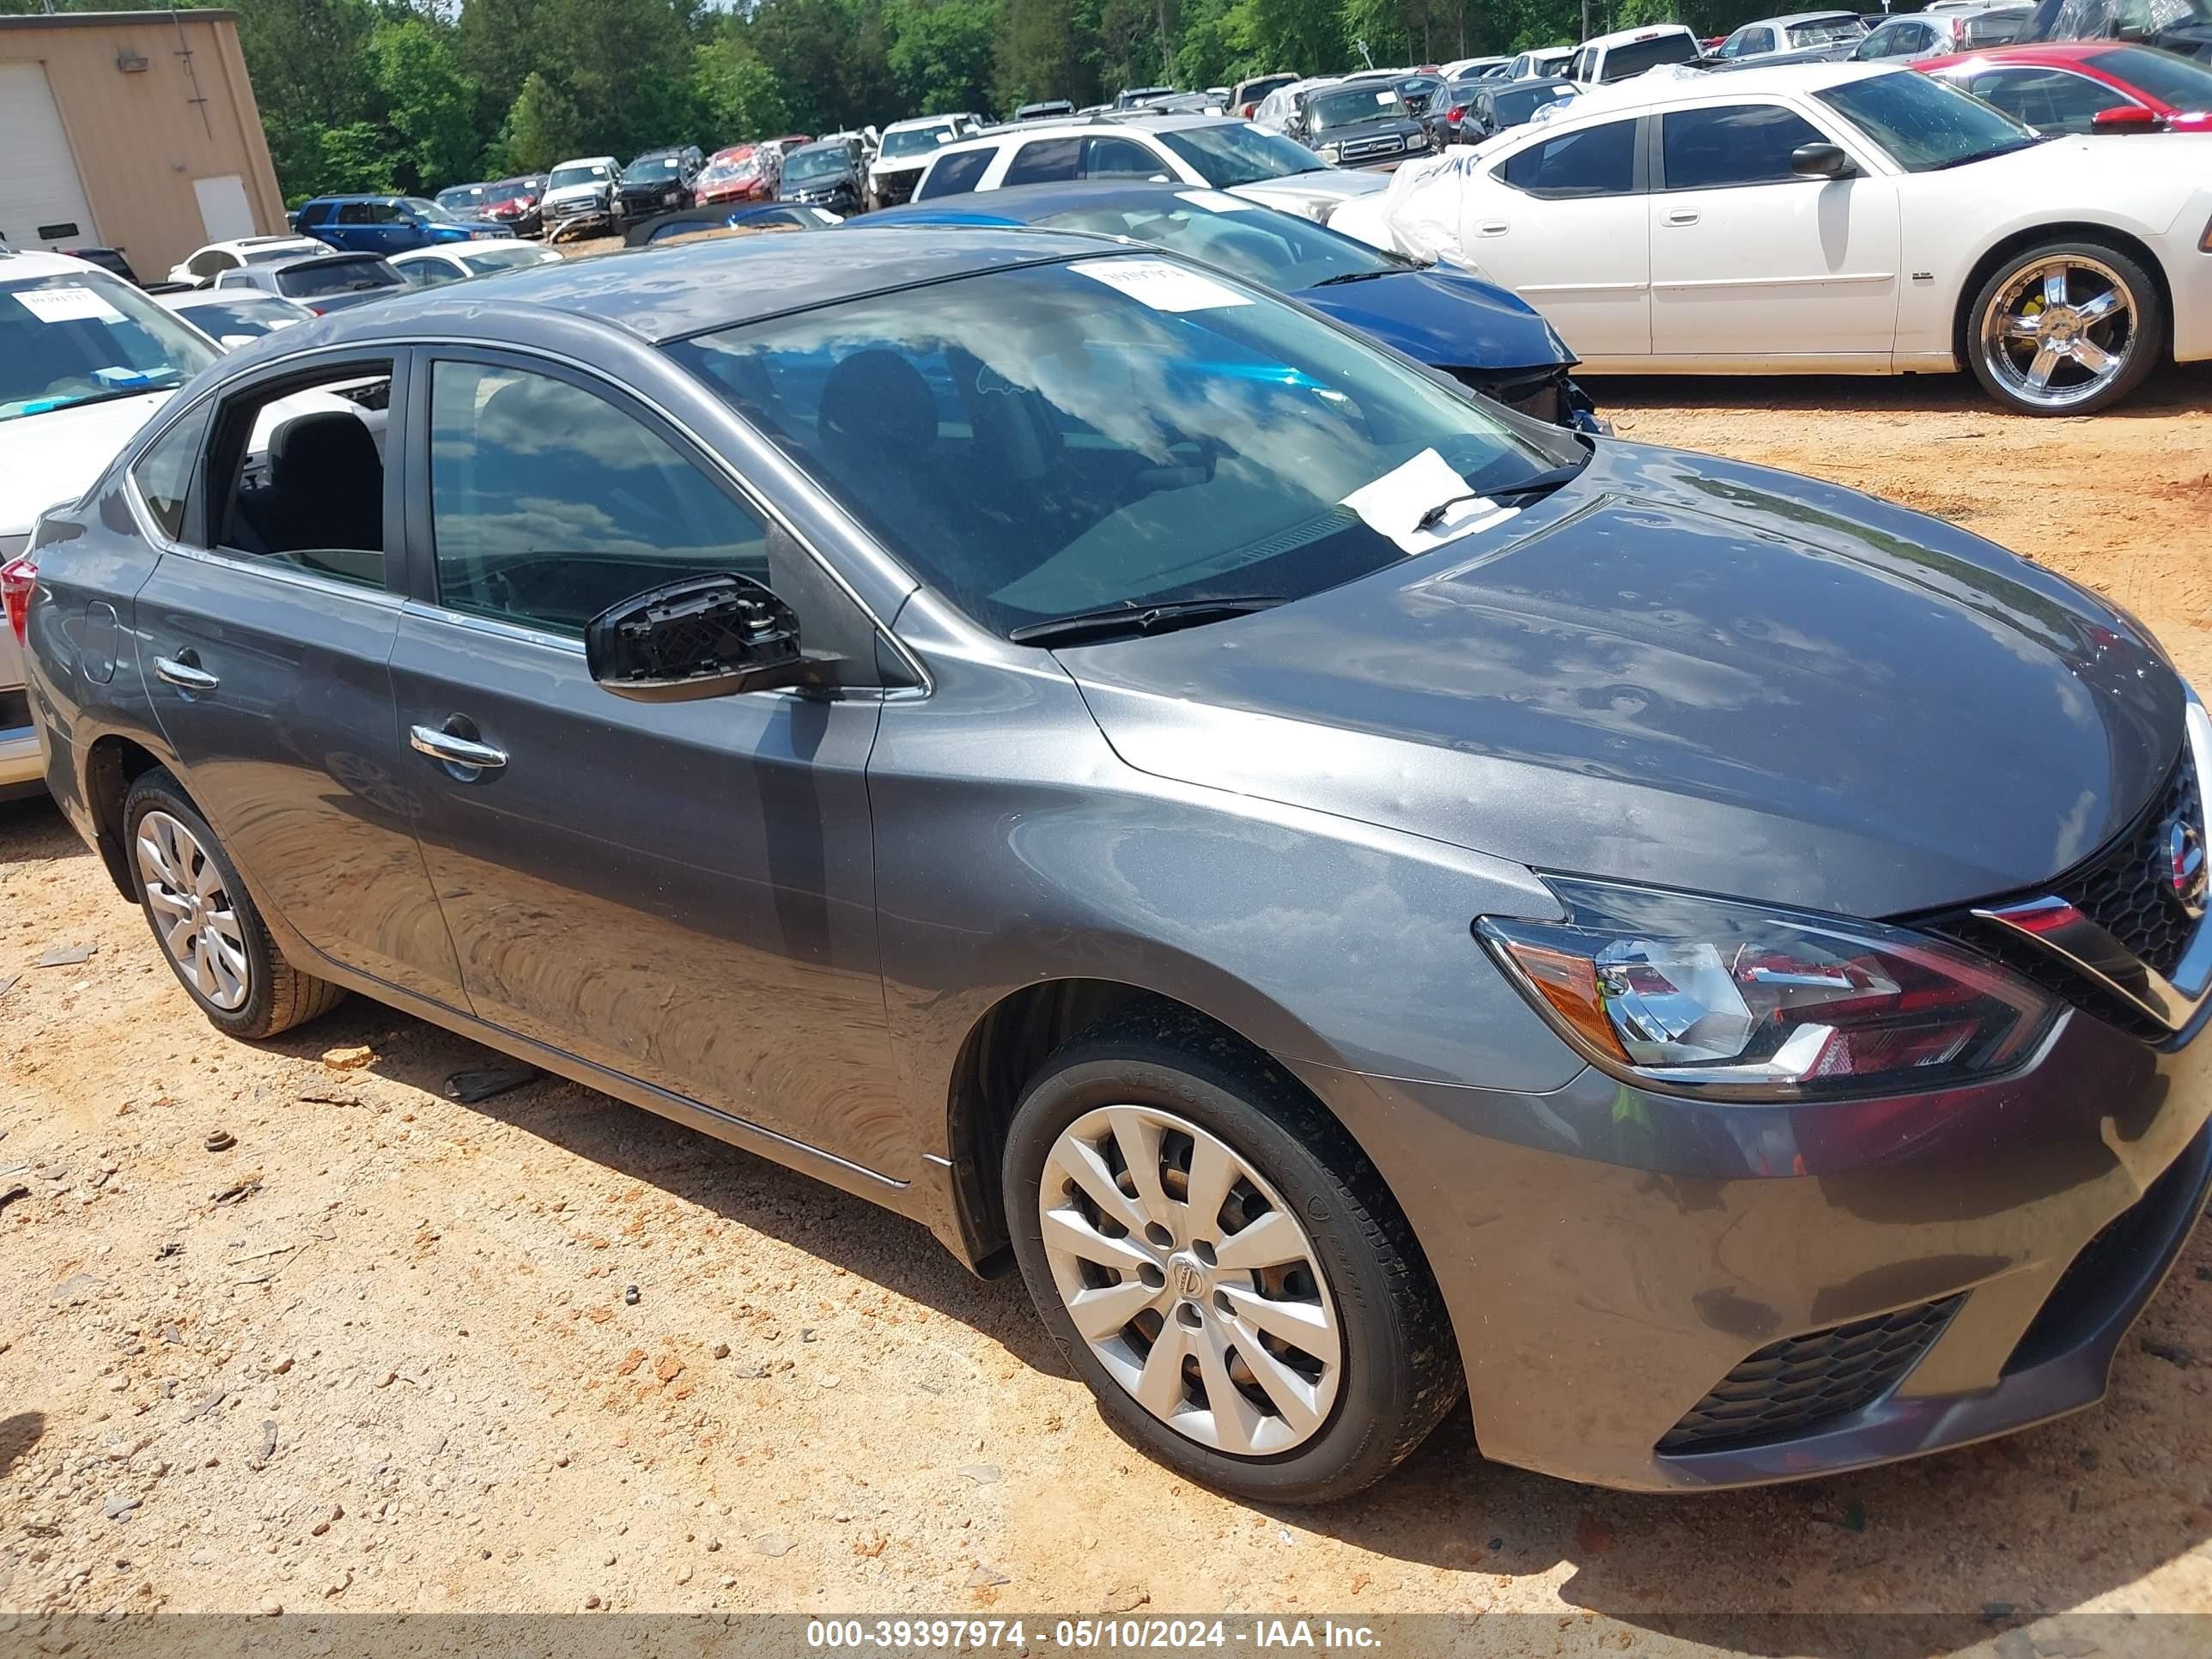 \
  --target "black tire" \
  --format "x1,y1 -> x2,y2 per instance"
1965,239 -> 2164,416
1004,1005 -> 1462,1504
123,769 -> 346,1040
